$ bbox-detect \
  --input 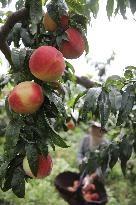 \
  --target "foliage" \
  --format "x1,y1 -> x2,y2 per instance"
0,0 -> 136,200
0,127 -> 135,205
74,66 -> 136,176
